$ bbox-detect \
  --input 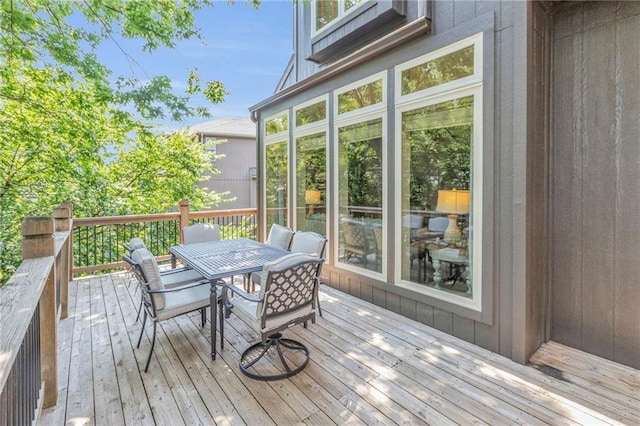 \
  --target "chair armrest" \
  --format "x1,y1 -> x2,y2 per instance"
146,279 -> 210,294
220,283 -> 262,318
